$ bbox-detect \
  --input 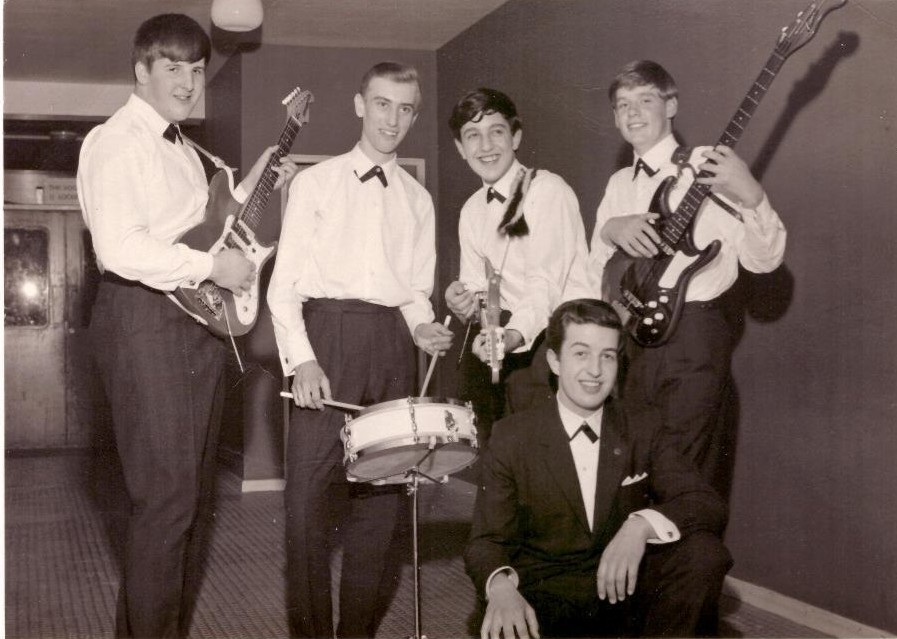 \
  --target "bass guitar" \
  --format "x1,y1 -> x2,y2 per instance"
170,87 -> 313,337
602,0 -> 844,348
